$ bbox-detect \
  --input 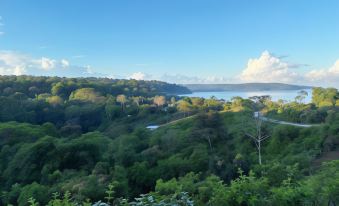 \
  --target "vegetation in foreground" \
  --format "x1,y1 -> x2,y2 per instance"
0,76 -> 338,205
